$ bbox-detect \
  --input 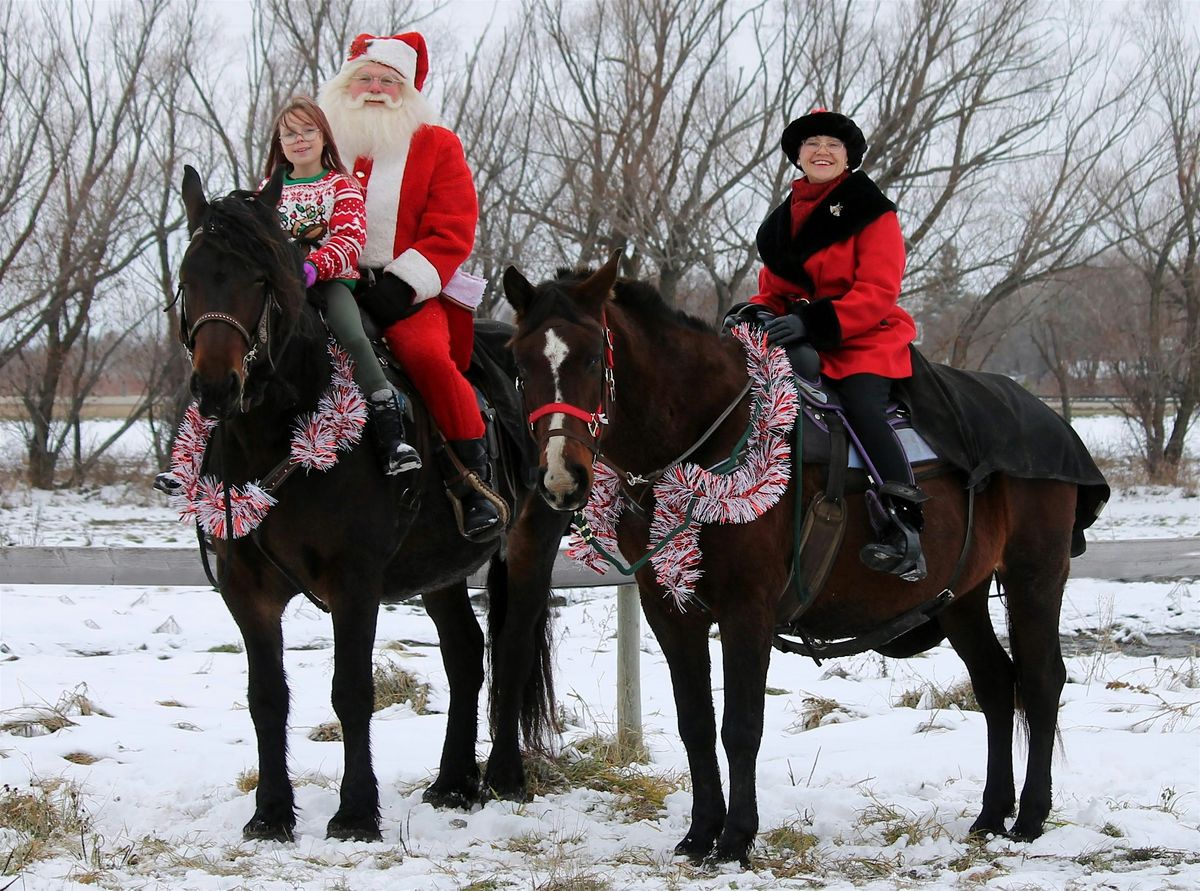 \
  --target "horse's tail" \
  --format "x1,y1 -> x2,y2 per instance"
485,553 -> 558,755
